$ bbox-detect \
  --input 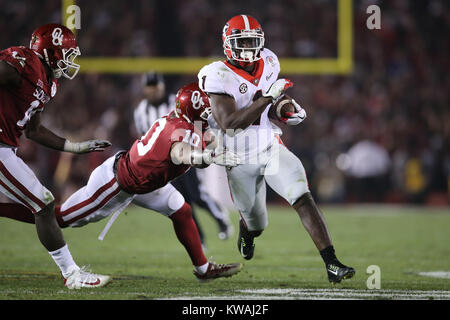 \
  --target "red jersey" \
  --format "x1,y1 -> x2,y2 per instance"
116,113 -> 206,194
0,46 -> 58,147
